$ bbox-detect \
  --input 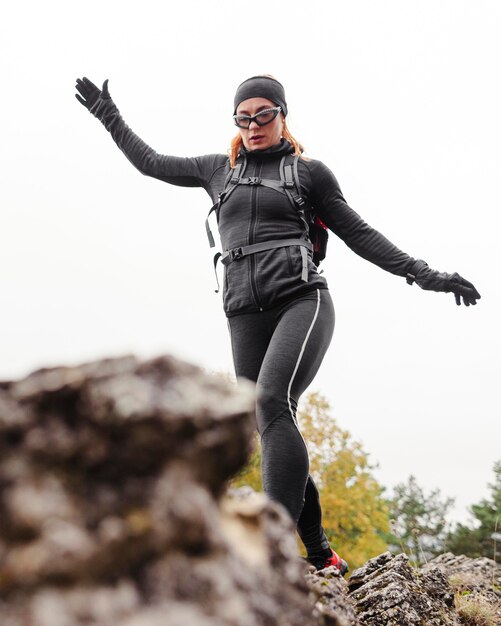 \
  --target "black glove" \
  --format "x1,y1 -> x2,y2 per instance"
75,77 -> 110,111
407,259 -> 481,306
